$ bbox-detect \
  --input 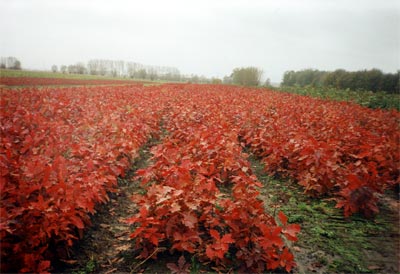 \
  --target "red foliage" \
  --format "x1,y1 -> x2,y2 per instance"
335,174 -> 379,218
2,83 -> 397,272
0,85 -> 164,272
238,88 -> 399,217
206,230 -> 234,260
128,90 -> 300,272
